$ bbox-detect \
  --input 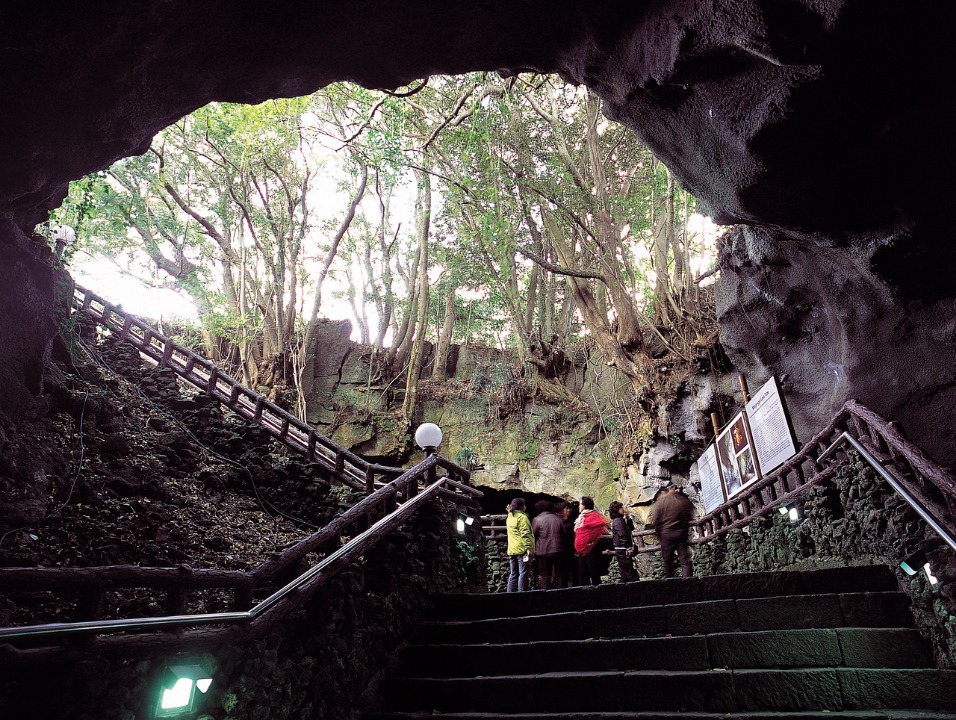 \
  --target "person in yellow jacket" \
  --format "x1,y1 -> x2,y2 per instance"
506,497 -> 535,592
